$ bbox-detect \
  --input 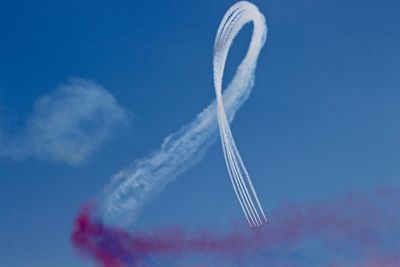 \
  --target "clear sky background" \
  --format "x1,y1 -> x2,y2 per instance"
1,0 -> 400,266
